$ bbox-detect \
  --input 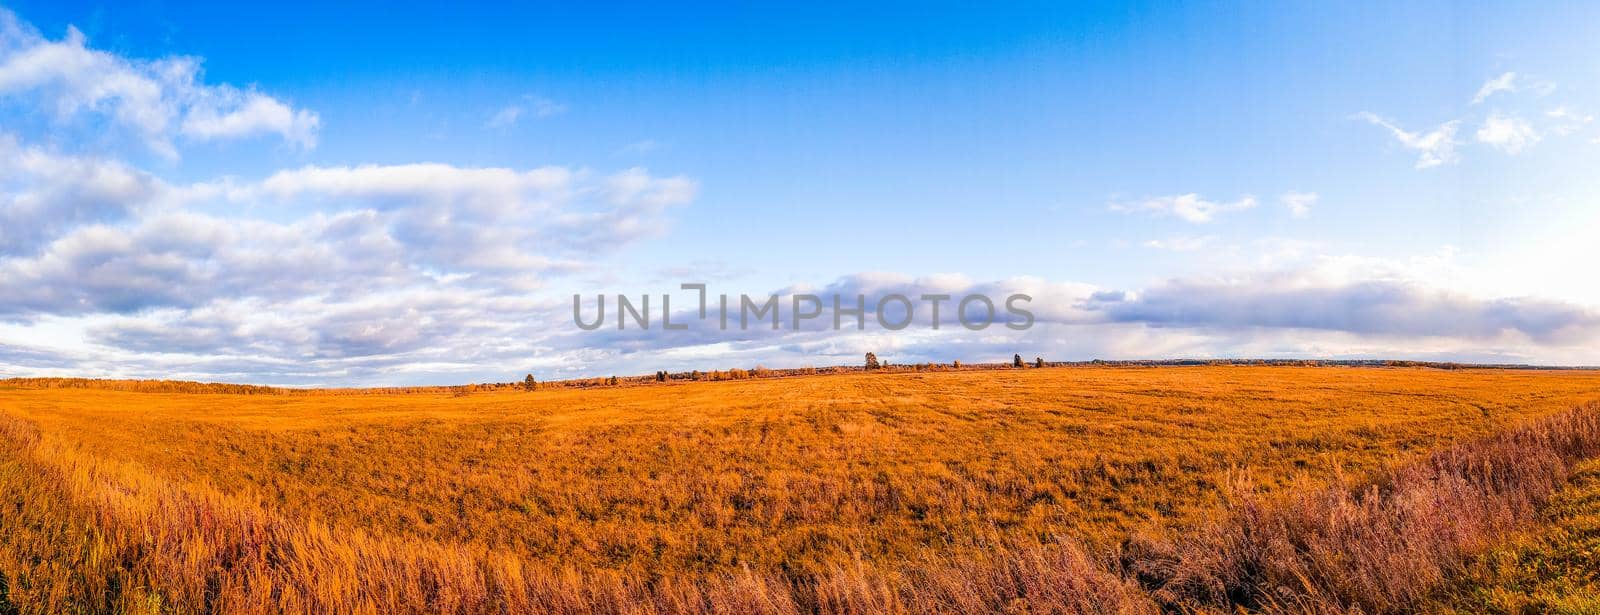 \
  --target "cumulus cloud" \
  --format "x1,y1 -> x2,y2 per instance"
0,161 -> 698,319
242,163 -> 696,267
181,91 -> 320,148
1355,113 -> 1461,168
89,289 -> 547,360
0,210 -> 412,317
0,8 -> 700,383
1476,113 -> 1541,154
1110,193 -> 1257,223
0,135 -> 164,255
0,9 -> 318,155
